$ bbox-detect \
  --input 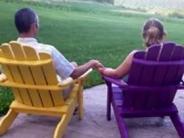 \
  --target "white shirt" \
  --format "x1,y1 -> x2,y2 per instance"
17,37 -> 75,80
